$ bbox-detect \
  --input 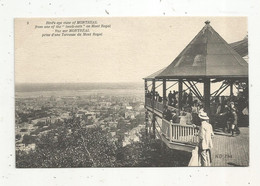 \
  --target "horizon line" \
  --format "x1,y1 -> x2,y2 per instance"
15,81 -> 143,84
